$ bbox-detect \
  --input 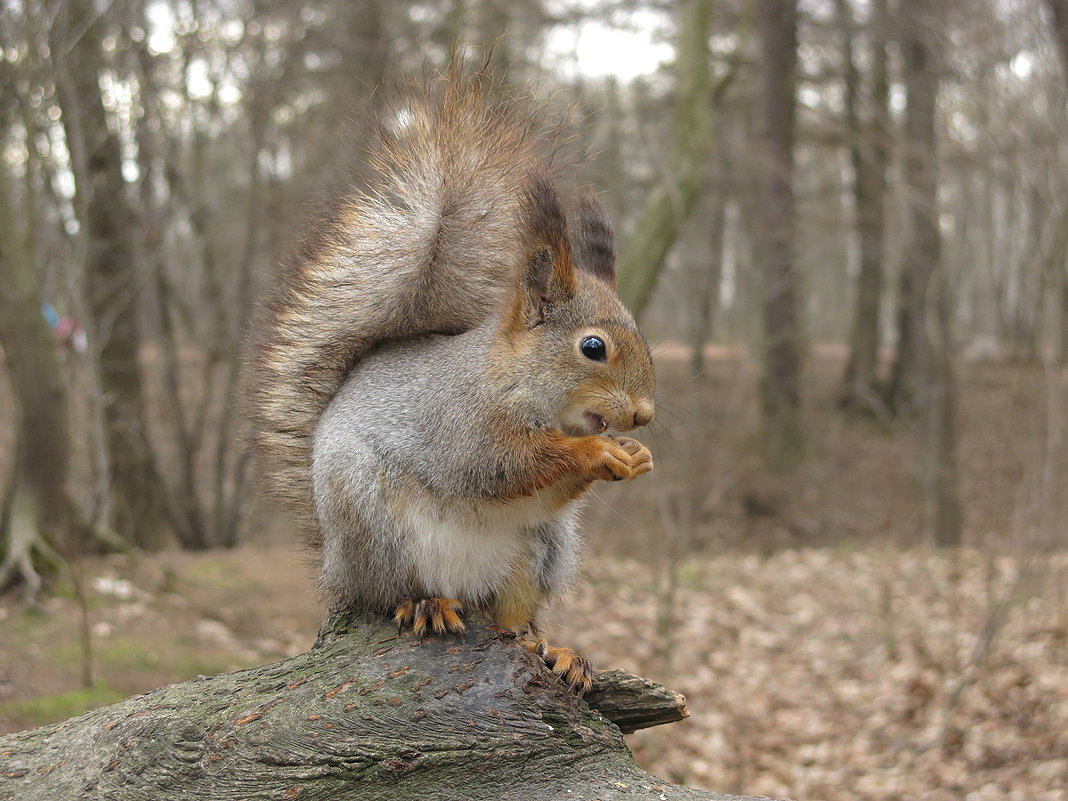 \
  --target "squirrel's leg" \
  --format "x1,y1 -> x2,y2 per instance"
487,562 -> 543,633
522,633 -> 594,696
489,564 -> 594,696
394,597 -> 466,636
